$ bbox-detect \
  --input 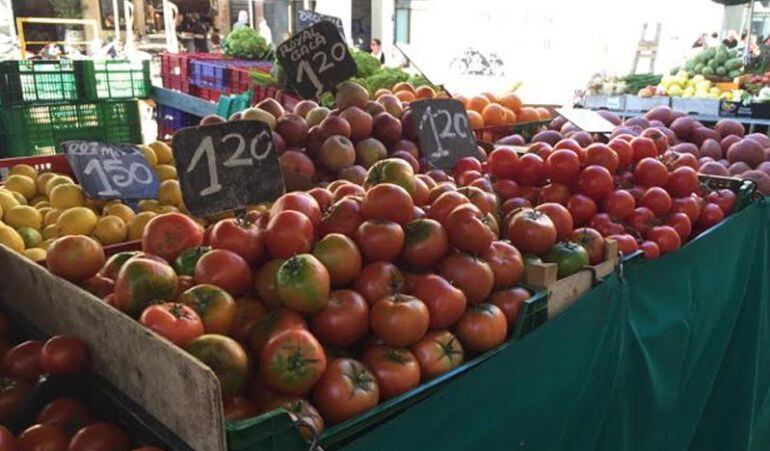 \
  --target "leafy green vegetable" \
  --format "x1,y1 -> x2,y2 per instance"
351,48 -> 381,78
365,68 -> 410,94
222,28 -> 272,60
